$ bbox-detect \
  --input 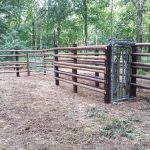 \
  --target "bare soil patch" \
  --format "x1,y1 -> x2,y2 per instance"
0,73 -> 150,150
